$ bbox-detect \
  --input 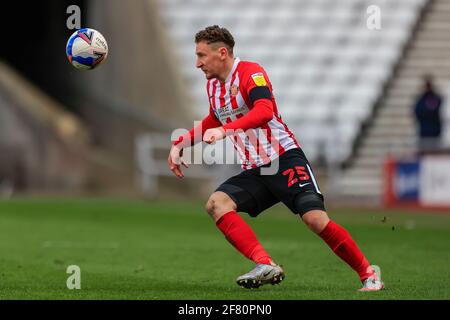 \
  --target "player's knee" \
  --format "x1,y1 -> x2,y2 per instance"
294,192 -> 325,216
294,192 -> 329,233
205,192 -> 236,220
205,196 -> 216,216
302,210 -> 330,234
